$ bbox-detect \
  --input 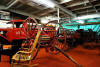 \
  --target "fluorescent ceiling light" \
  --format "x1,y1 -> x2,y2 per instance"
61,0 -> 72,4
74,14 -> 100,20
41,19 -> 48,24
78,20 -> 84,24
32,0 -> 55,8
41,16 -> 59,24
